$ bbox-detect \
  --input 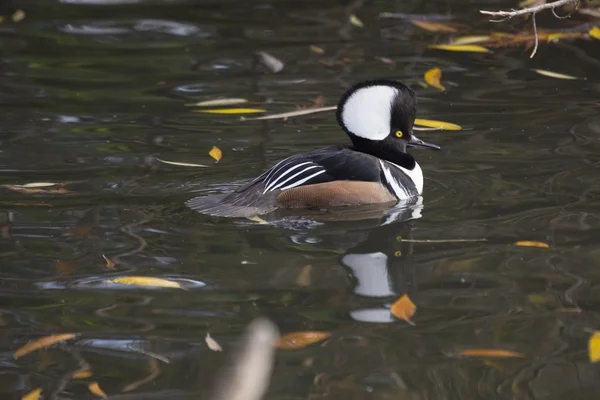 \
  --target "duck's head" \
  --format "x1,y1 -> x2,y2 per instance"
336,80 -> 441,156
